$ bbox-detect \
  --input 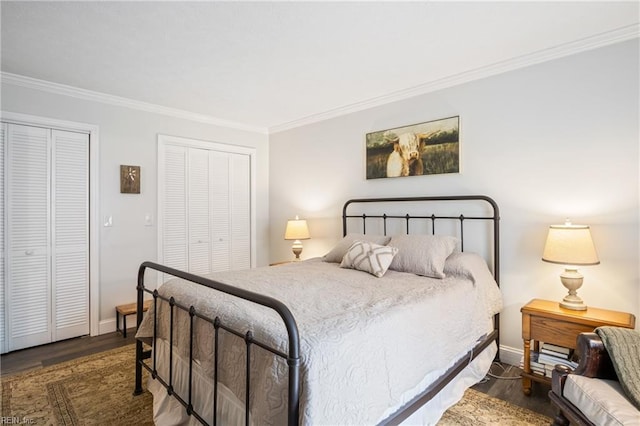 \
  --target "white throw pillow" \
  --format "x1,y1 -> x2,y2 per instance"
387,234 -> 459,278
339,241 -> 398,278
323,233 -> 391,263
